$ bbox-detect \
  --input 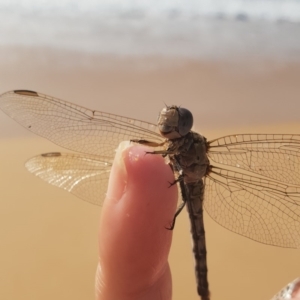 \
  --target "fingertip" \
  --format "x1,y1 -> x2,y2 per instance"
101,141 -> 178,234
